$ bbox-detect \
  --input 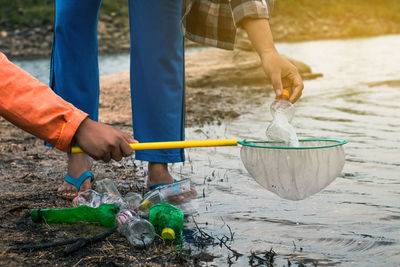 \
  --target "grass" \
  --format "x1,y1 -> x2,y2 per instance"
273,0 -> 400,22
0,0 -> 54,29
0,0 -> 399,41
0,0 -> 129,30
